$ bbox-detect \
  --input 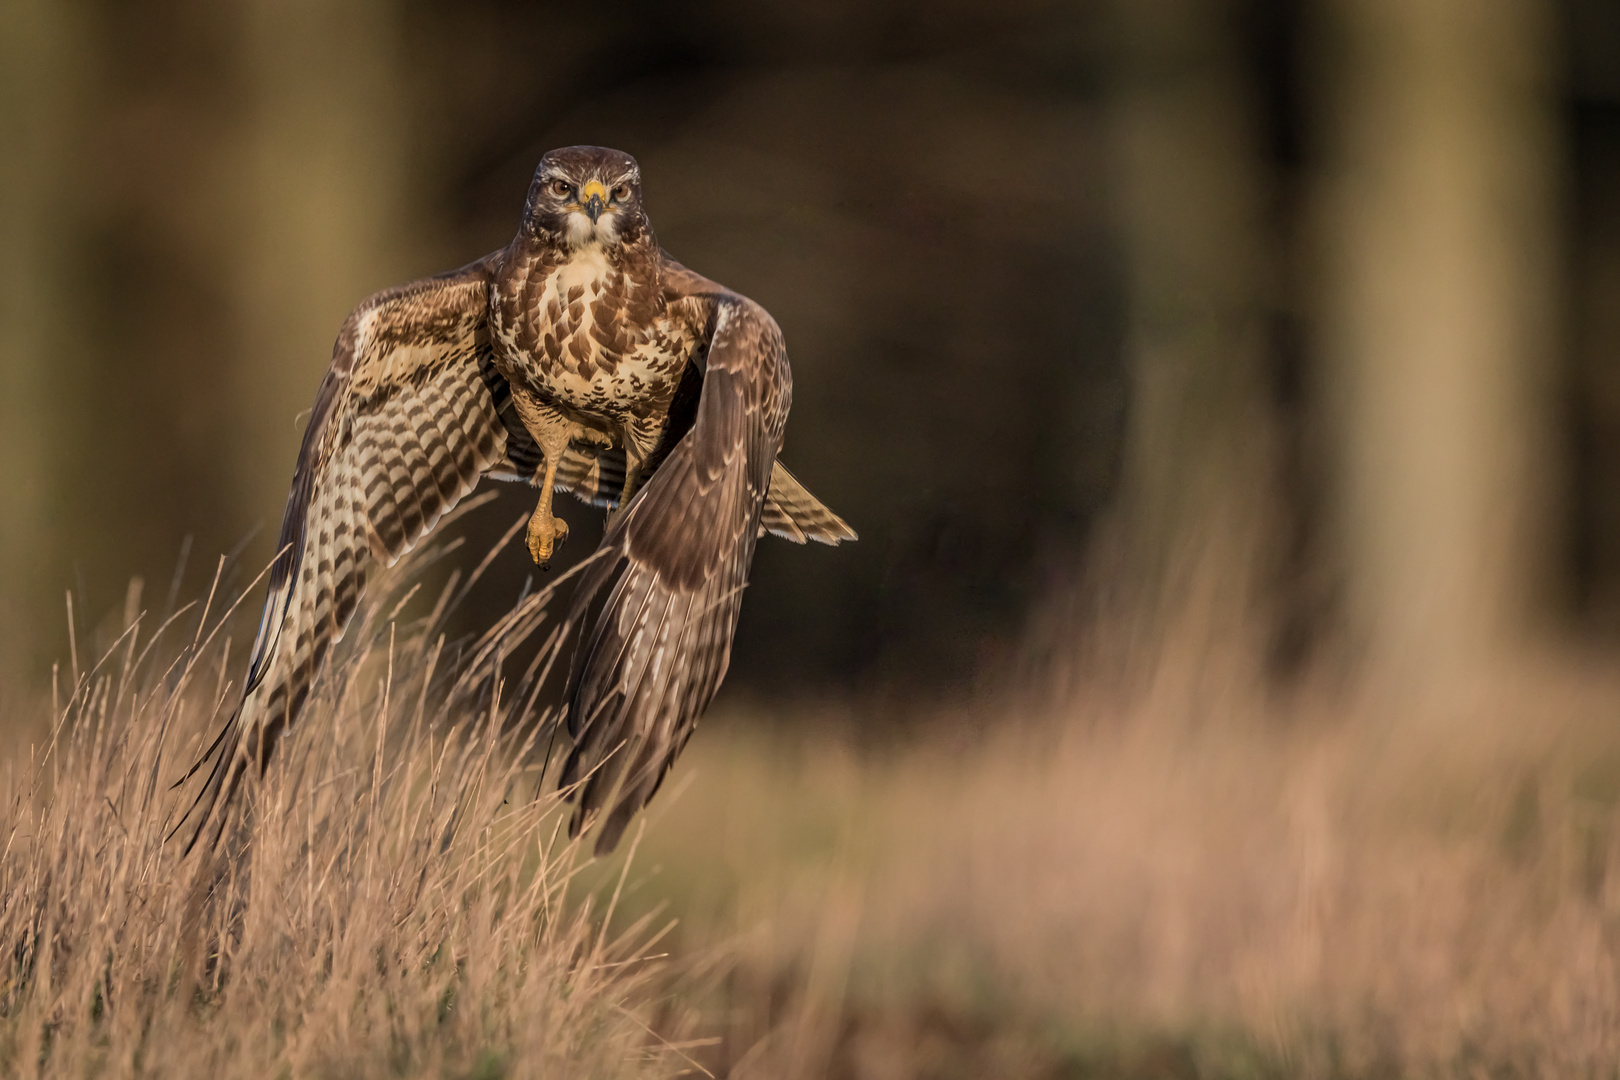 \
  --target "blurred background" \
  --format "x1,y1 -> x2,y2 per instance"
12,0 -> 1620,1074
2,0 -> 1619,703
